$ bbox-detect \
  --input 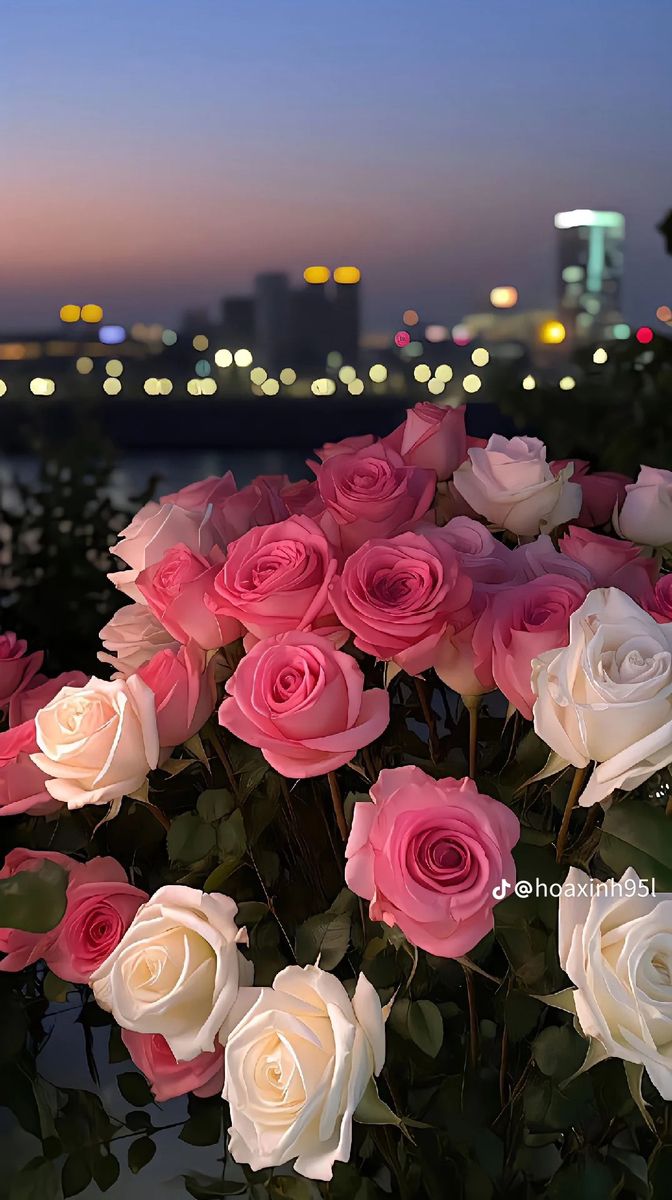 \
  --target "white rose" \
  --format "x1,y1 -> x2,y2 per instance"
559,867 -> 672,1100
90,885 -> 252,1061
109,500 -> 220,601
223,964 -> 385,1181
532,587 -> 672,806
452,435 -> 582,536
98,601 -> 179,676
614,465 -> 672,547
31,675 -> 159,809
